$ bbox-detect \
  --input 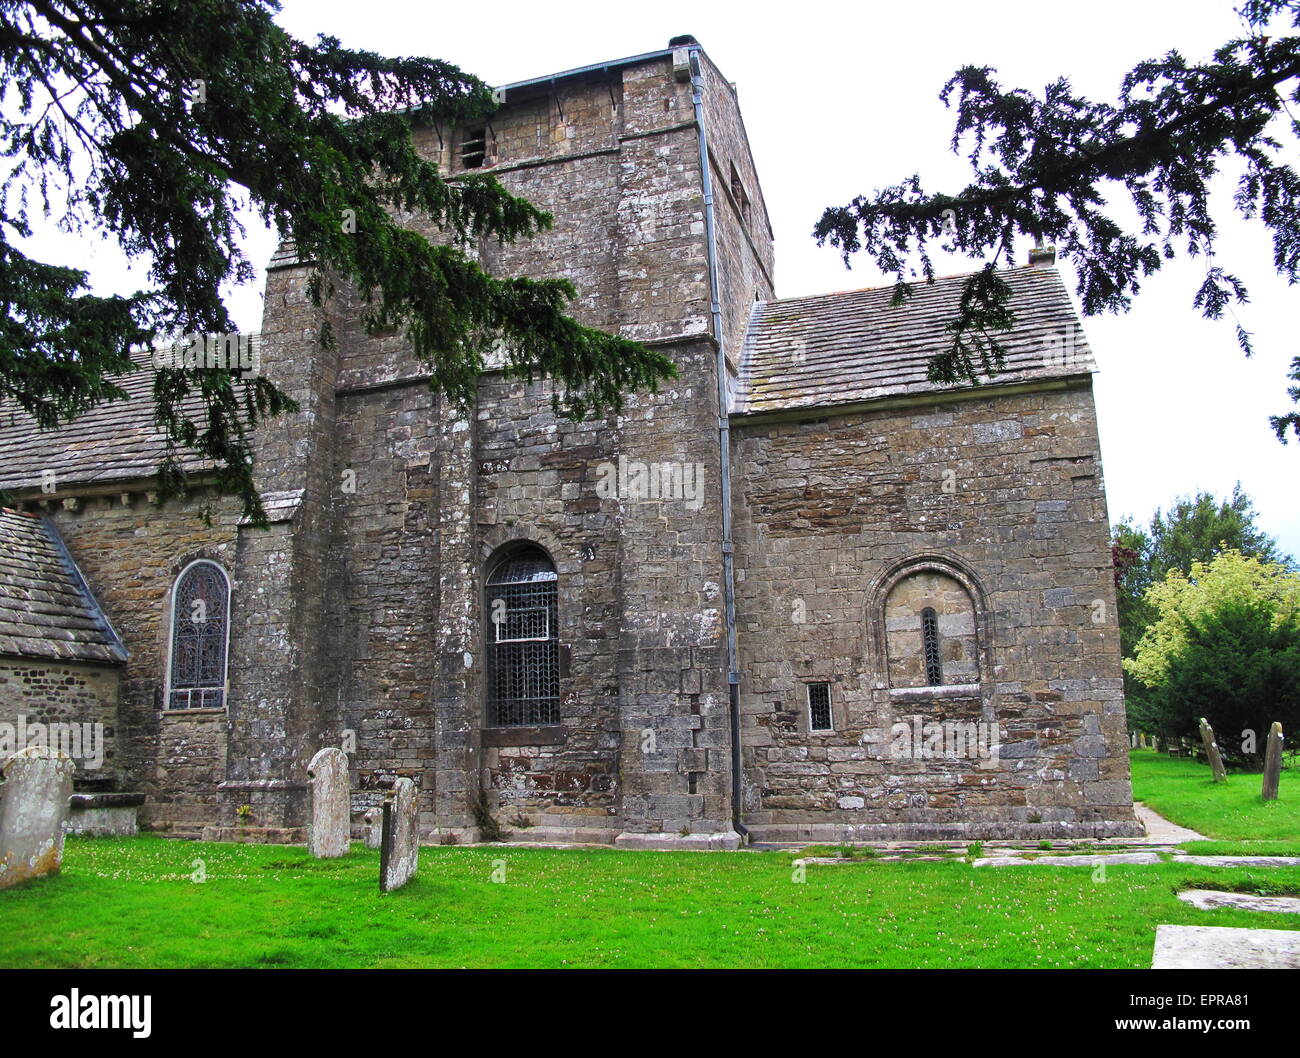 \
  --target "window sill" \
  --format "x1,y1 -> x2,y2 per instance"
888,683 -> 981,702
482,725 -> 567,747
160,707 -> 227,717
